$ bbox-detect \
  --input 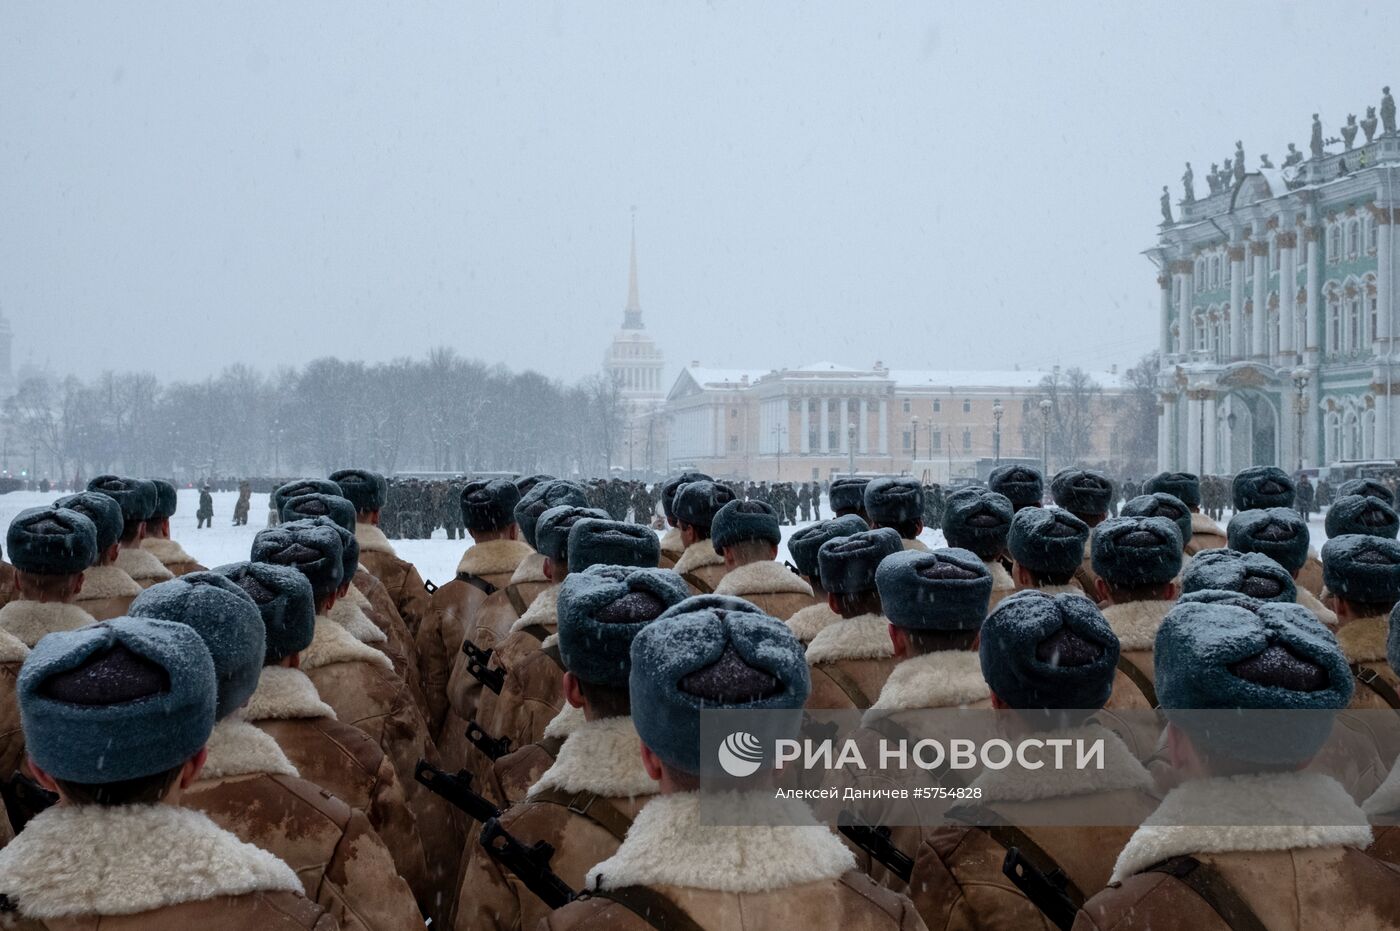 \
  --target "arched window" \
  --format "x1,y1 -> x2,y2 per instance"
1211,256 -> 1221,287
1328,226 -> 1341,262
1369,218 -> 1379,254
1326,411 -> 1341,464
1193,311 -> 1208,352
1348,220 -> 1361,259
